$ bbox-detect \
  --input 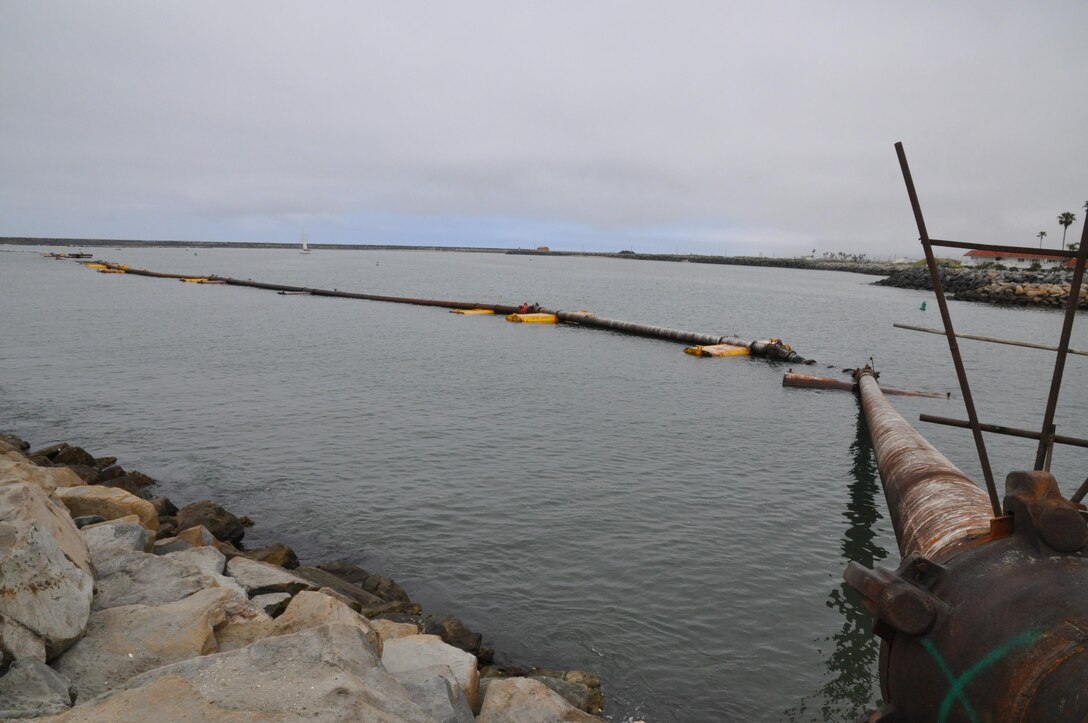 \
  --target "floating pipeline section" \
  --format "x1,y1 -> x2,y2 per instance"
843,368 -> 1088,721
781,371 -> 947,398
97,262 -> 814,363
555,311 -> 810,363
